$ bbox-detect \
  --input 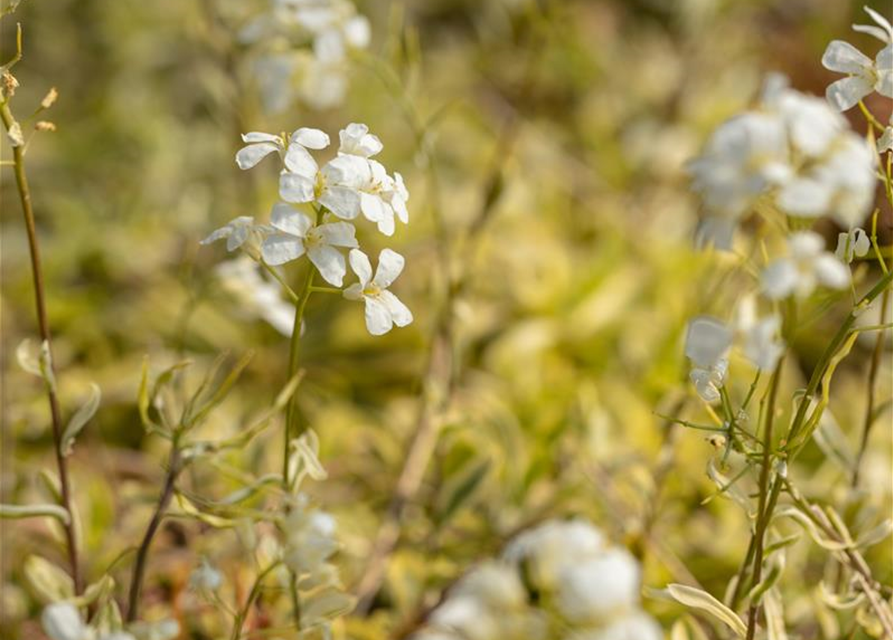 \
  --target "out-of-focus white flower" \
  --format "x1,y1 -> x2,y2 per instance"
283,500 -> 339,576
503,519 -> 606,592
689,359 -> 727,403
775,135 -> 876,229
261,203 -> 358,286
41,603 -> 92,640
430,597 -> 501,640
451,562 -> 528,611
822,6 -> 893,111
201,216 -> 271,259
735,296 -> 784,371
880,114 -> 893,152
343,249 -> 413,335
571,612 -> 664,640
684,317 -> 732,370
687,113 -> 789,219
189,557 -> 222,592
554,548 -> 641,624
215,258 -> 296,335
835,227 -> 871,263
128,619 -> 179,640
761,231 -> 850,299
